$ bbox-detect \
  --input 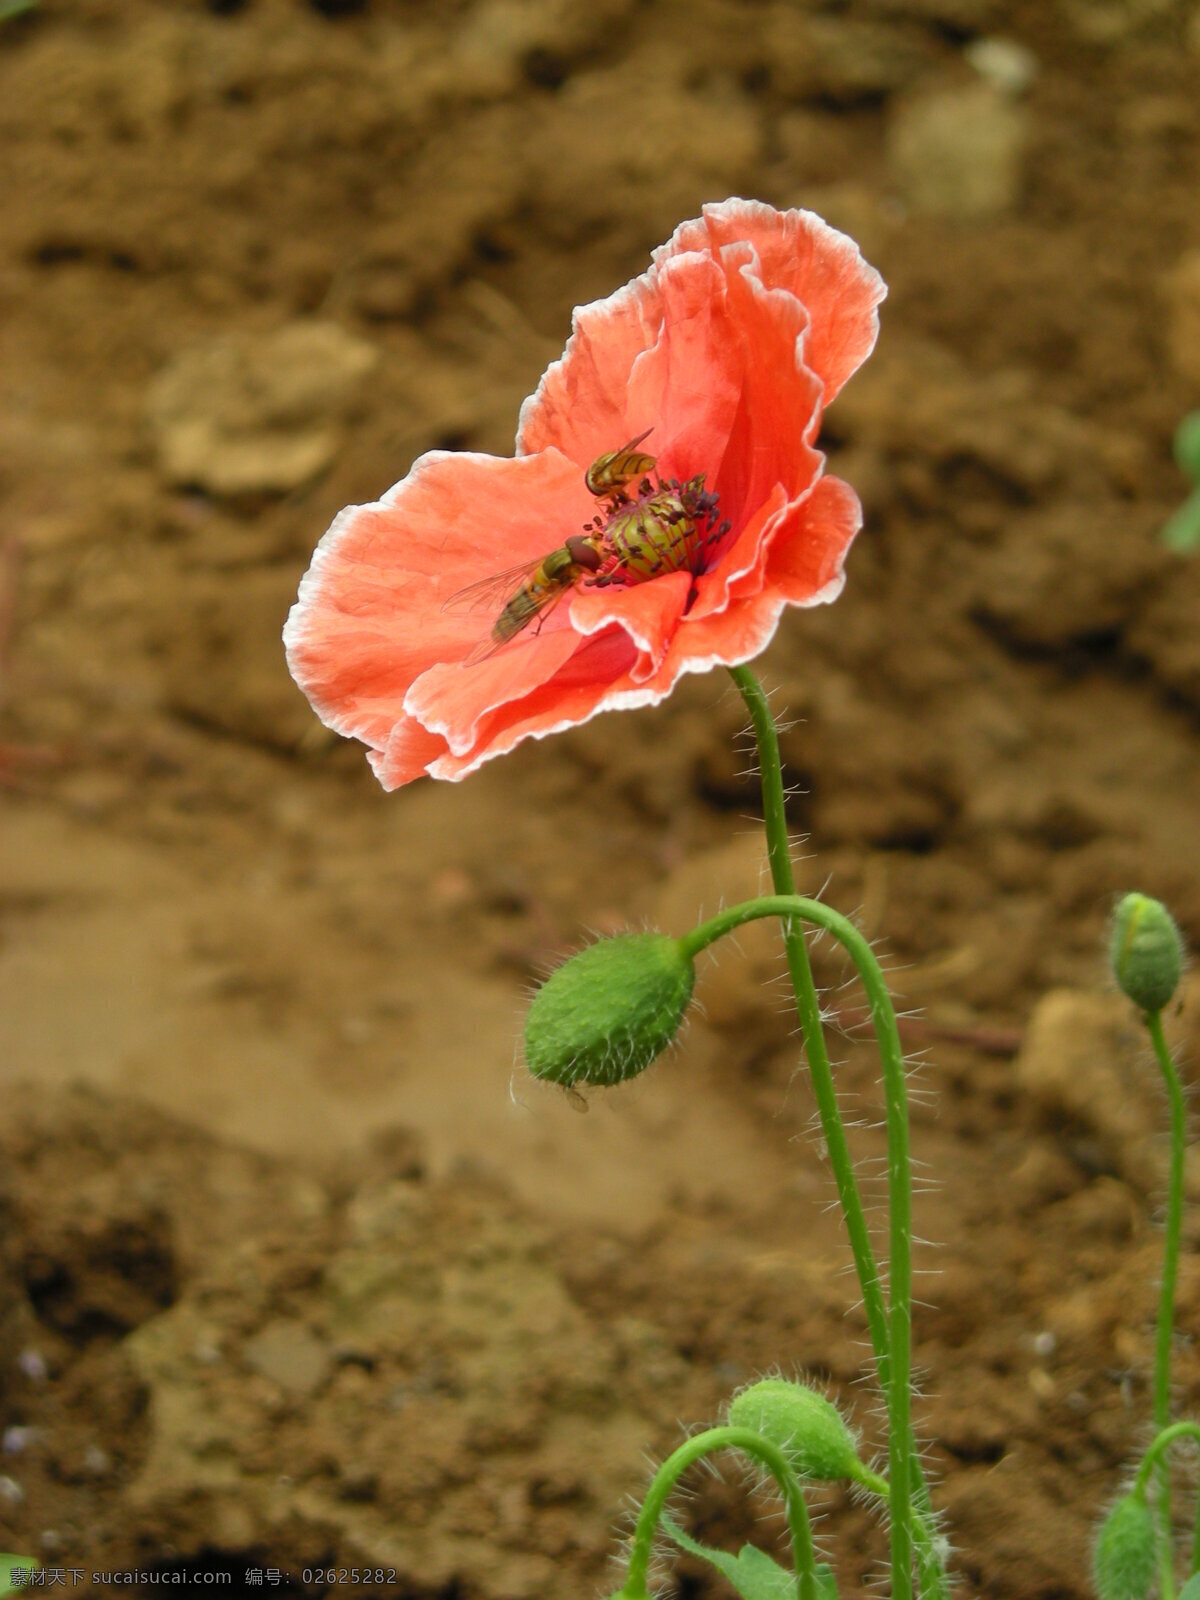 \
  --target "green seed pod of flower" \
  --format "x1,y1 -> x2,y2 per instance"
524,933 -> 695,1089
727,1377 -> 862,1482
1092,1492 -> 1155,1600
1110,893 -> 1185,1014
